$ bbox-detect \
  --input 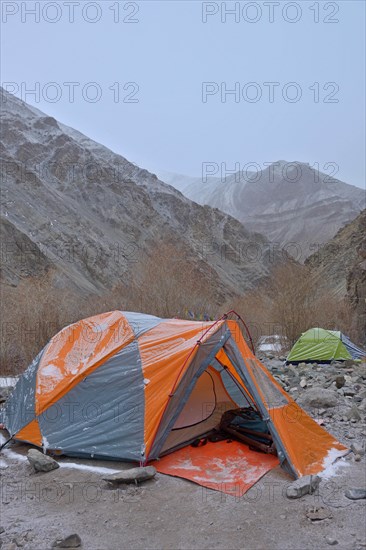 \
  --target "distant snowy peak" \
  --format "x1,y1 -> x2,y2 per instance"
159,162 -> 365,260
